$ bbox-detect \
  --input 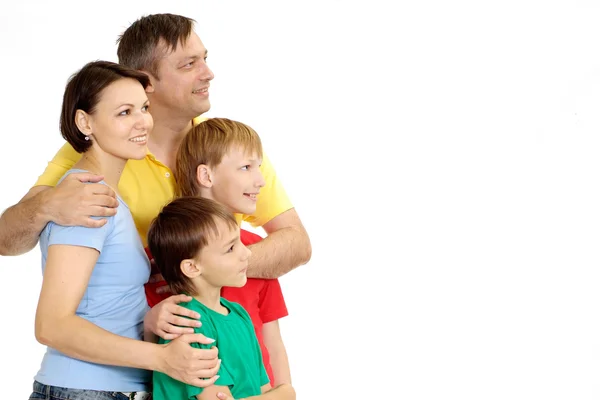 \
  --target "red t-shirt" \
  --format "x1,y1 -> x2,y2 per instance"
144,229 -> 288,385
